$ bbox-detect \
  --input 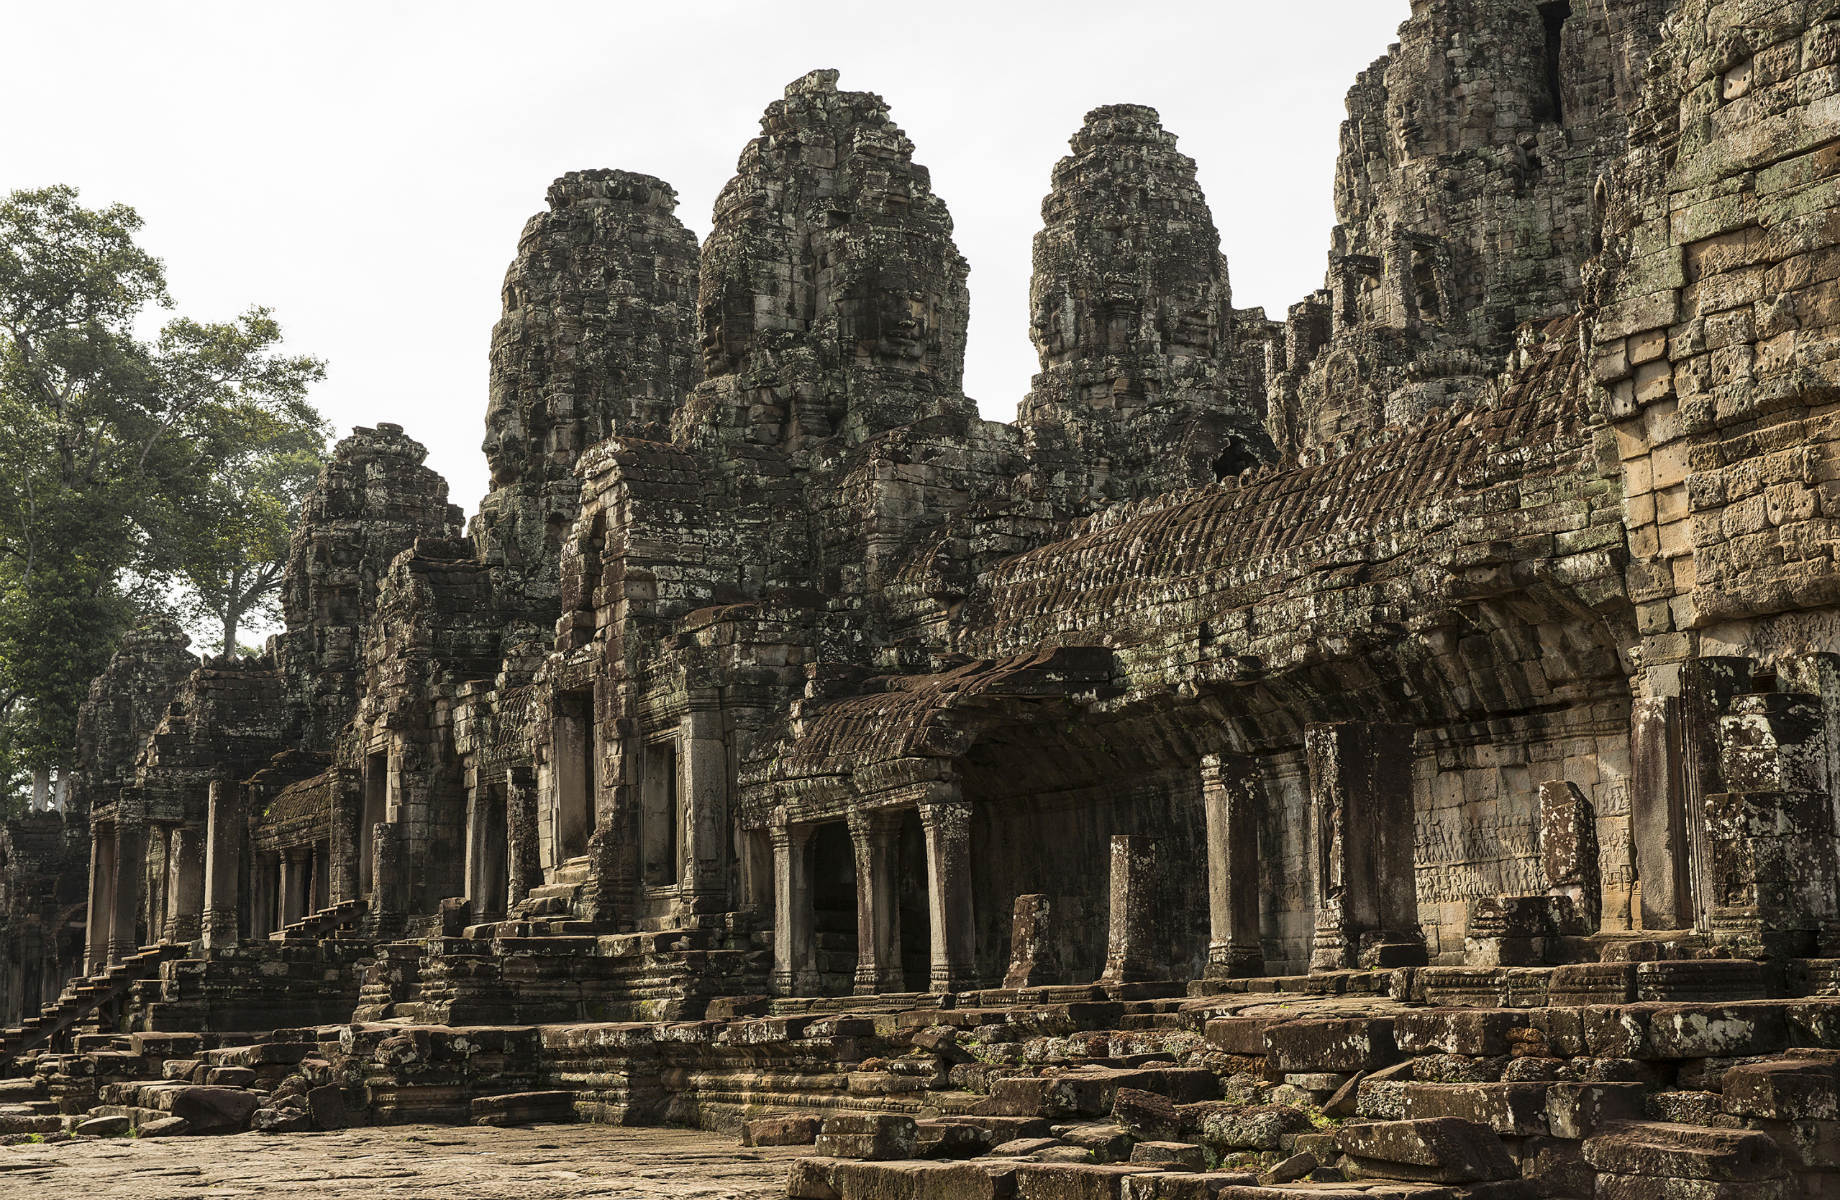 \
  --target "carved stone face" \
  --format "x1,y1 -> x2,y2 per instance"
481,384 -> 525,488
